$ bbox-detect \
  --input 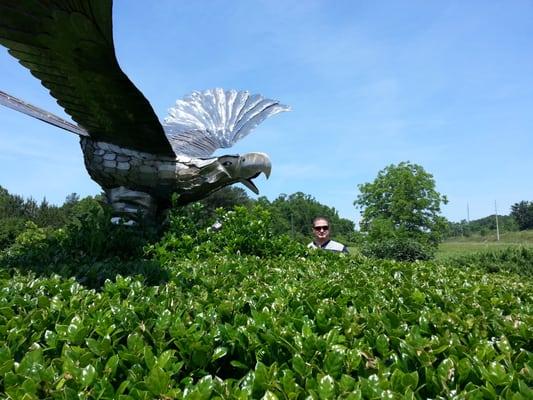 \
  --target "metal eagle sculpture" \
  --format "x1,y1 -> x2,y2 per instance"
0,0 -> 289,222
